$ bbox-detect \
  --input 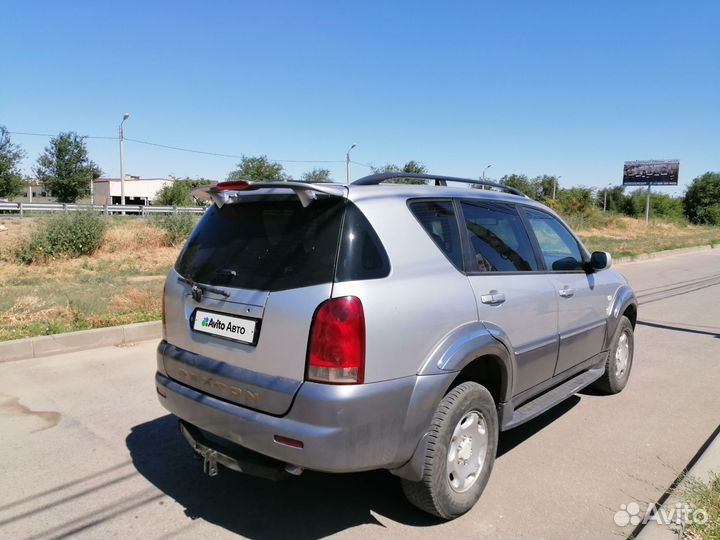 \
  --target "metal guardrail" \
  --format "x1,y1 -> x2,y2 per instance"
0,202 -> 206,217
